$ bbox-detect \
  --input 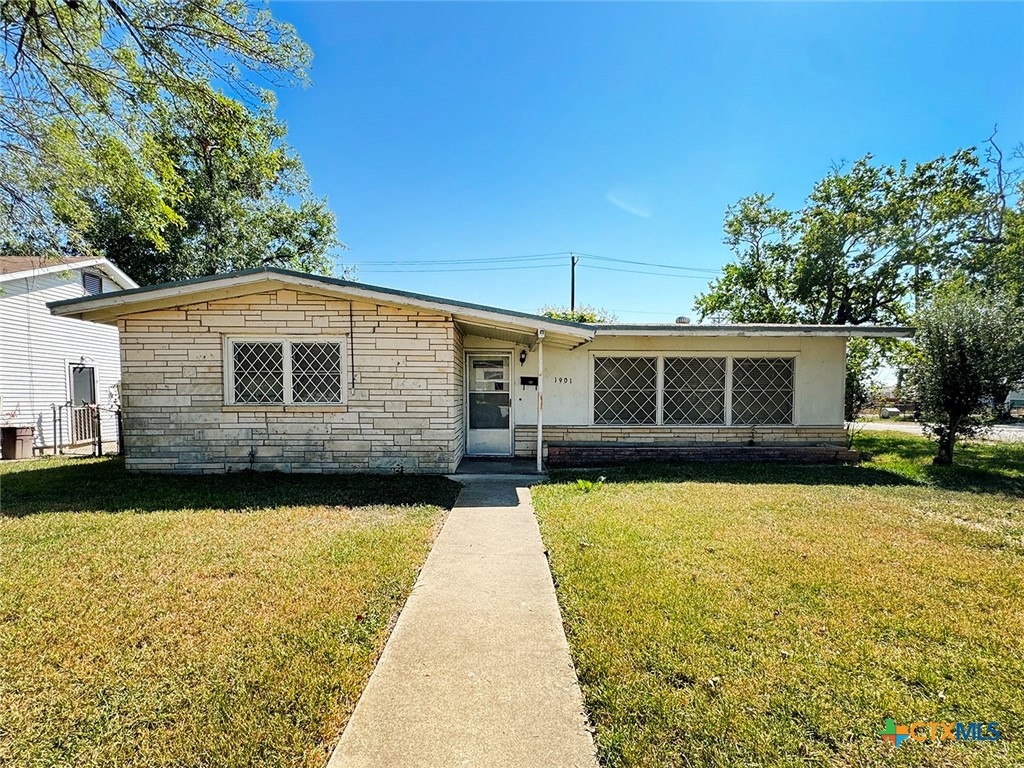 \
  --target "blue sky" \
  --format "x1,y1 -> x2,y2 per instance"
270,1 -> 1024,321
